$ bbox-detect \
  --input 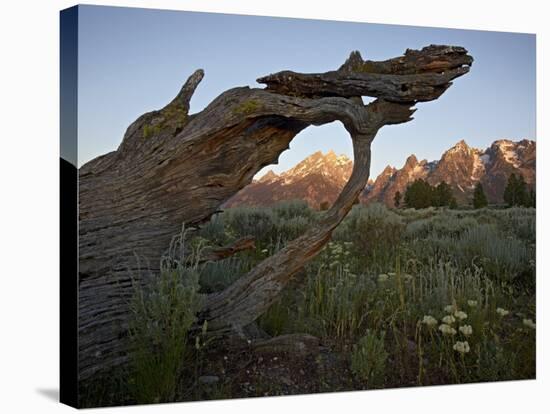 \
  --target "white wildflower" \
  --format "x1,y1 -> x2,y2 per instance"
453,341 -> 471,354
388,272 -> 396,277
329,261 -> 340,269
442,315 -> 456,325
496,307 -> 509,317
454,311 -> 468,321
459,325 -> 473,336
378,274 -> 389,283
444,305 -> 454,313
403,273 -> 413,282
422,315 -> 438,327
467,300 -> 478,307
439,324 -> 457,336
523,319 -> 536,330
